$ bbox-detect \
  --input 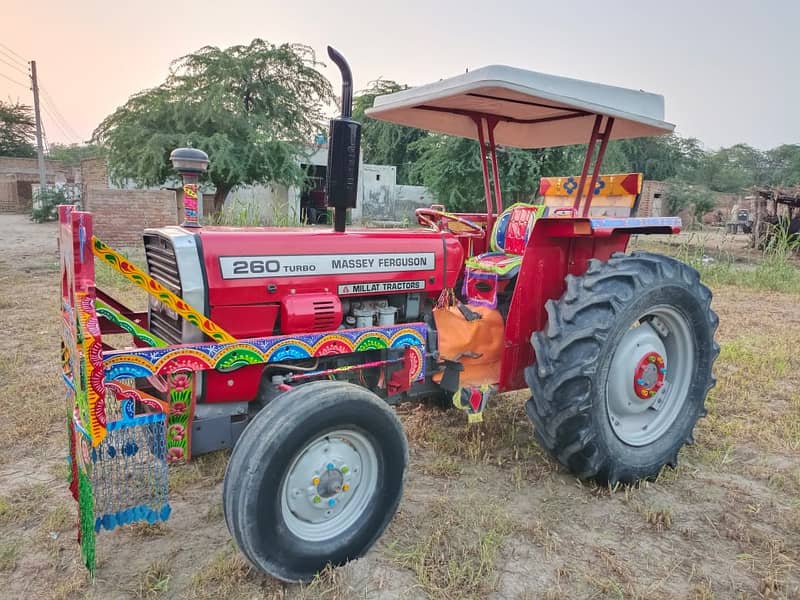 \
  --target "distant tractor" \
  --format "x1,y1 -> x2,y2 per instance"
59,48 -> 718,582
727,206 -> 753,234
